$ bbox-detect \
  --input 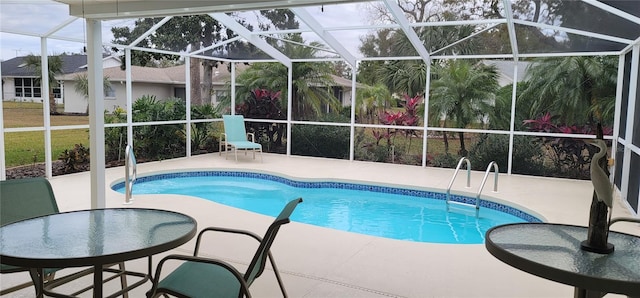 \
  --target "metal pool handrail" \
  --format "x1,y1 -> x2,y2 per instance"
476,161 -> 499,209
446,157 -> 471,206
124,144 -> 137,205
